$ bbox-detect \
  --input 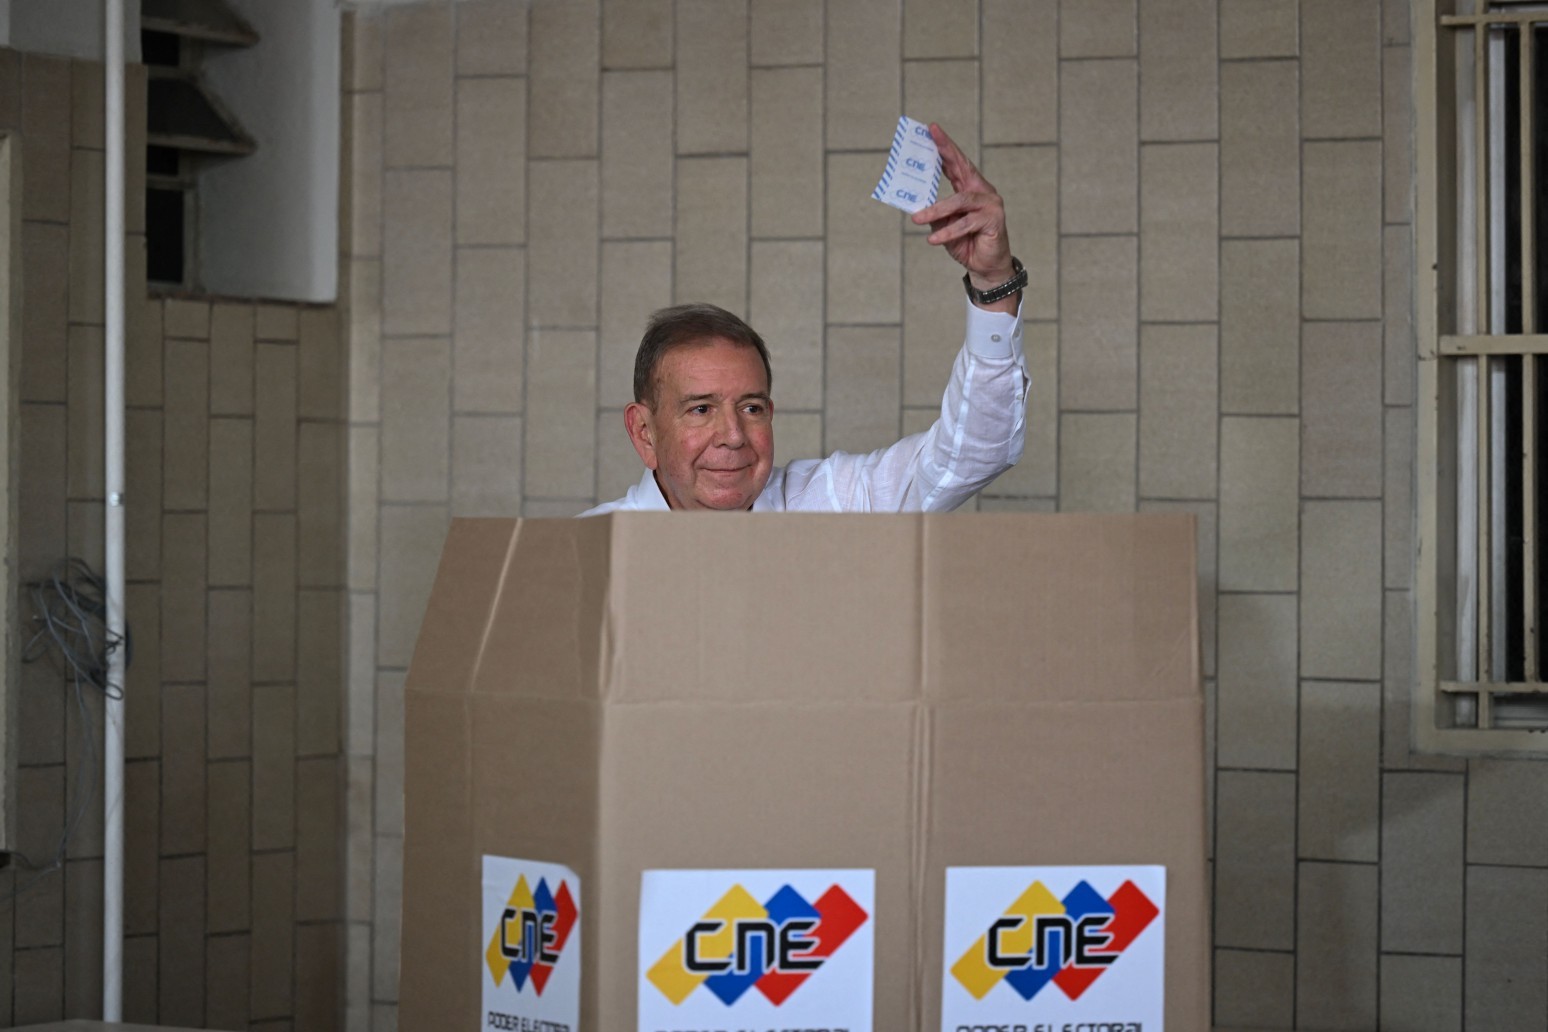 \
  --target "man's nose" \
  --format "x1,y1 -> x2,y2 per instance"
716,408 -> 747,447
